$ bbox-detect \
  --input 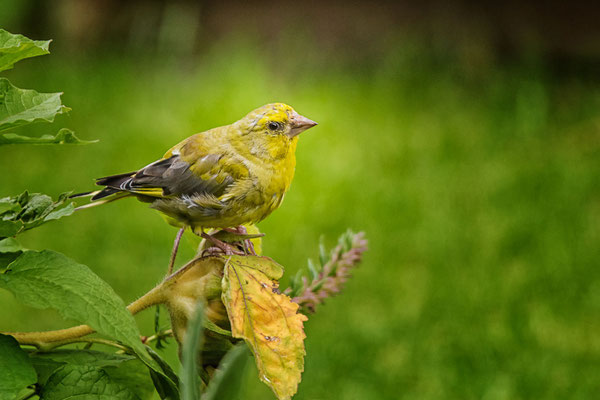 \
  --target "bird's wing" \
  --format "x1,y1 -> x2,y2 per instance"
94,153 -> 239,201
